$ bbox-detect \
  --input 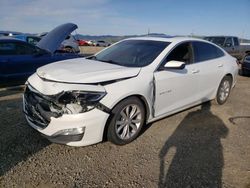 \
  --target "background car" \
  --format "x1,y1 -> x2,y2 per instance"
0,23 -> 83,87
61,35 -> 80,53
13,34 -> 41,45
39,33 -> 80,53
93,40 -> 111,47
87,40 -> 96,46
77,39 -> 89,46
204,36 -> 250,60
241,55 -> 250,76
